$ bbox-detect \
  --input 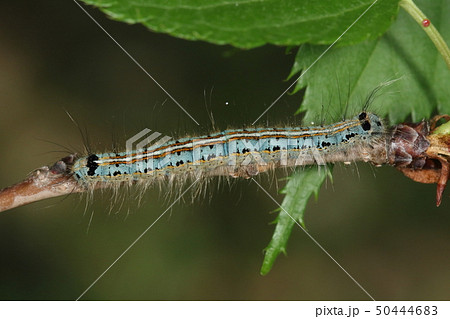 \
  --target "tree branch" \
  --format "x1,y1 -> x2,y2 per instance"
1,117 -> 450,212
0,155 -> 84,212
